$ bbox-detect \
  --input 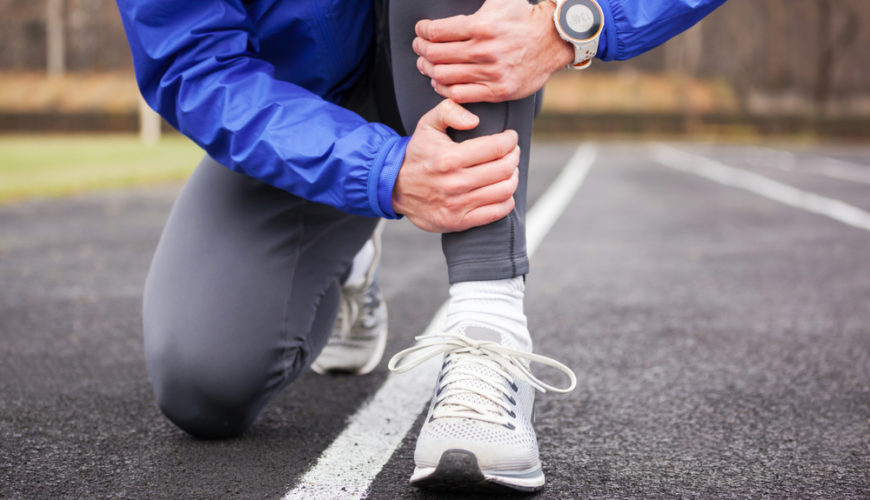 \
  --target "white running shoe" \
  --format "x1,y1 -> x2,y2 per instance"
388,324 -> 577,492
311,223 -> 388,375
